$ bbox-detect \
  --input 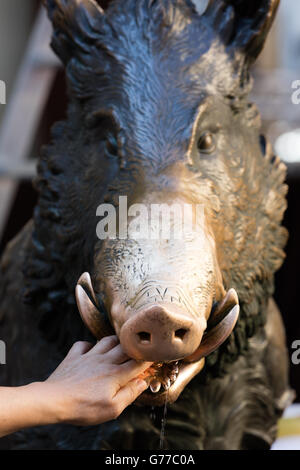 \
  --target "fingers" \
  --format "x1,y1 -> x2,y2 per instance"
101,344 -> 129,364
117,359 -> 153,385
90,335 -> 119,355
67,341 -> 94,358
112,378 -> 148,415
